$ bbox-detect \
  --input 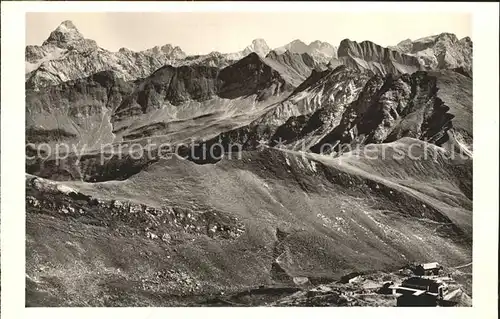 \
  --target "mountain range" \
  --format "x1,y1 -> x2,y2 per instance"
26,20 -> 472,89
25,21 -> 473,307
